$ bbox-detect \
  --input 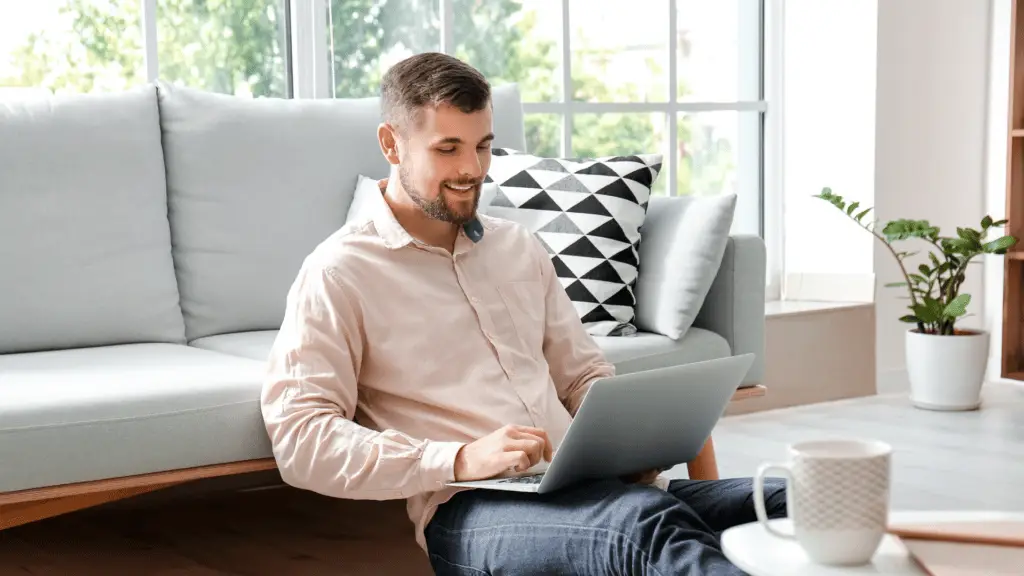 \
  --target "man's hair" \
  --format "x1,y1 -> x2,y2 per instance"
380,52 -> 491,132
